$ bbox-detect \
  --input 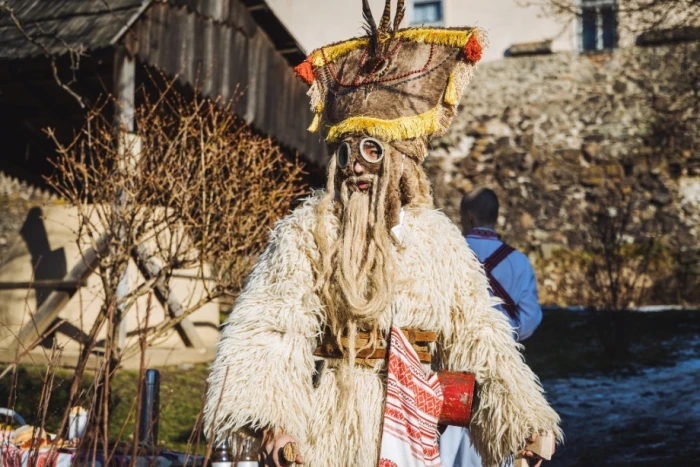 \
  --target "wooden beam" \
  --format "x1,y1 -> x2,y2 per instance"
277,47 -> 301,54
16,234 -> 108,349
0,280 -> 85,290
113,45 -> 136,350
131,244 -> 205,349
113,46 -> 136,132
